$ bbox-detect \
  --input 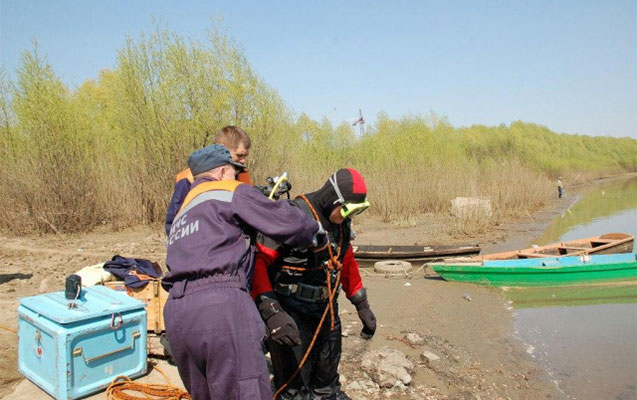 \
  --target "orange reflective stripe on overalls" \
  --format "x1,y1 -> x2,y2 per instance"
178,168 -> 250,185
176,180 -> 244,216
175,168 -> 194,184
